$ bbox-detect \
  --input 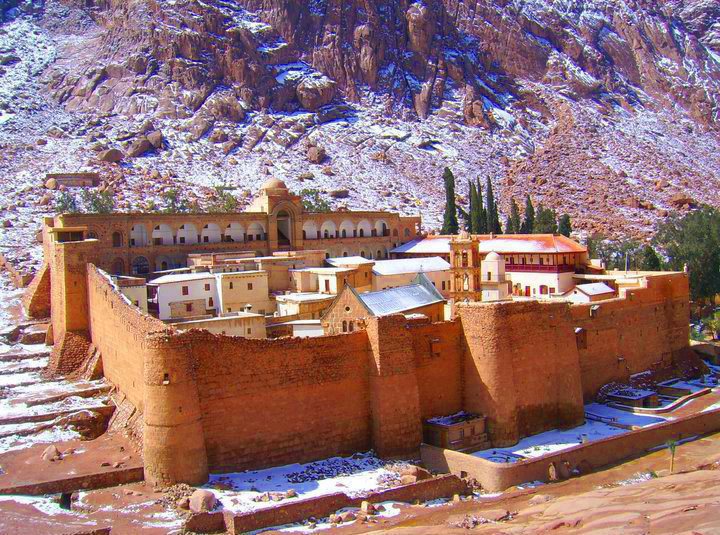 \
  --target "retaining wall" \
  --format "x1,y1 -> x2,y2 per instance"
421,407 -> 720,492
